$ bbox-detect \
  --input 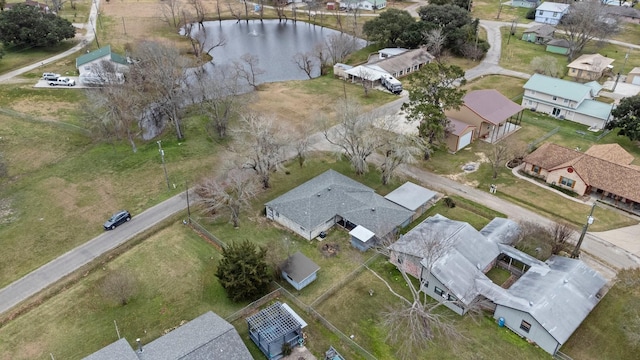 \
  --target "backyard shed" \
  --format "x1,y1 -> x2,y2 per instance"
247,302 -> 304,360
545,39 -> 571,55
349,225 -> 376,251
384,181 -> 437,220
281,251 -> 320,291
